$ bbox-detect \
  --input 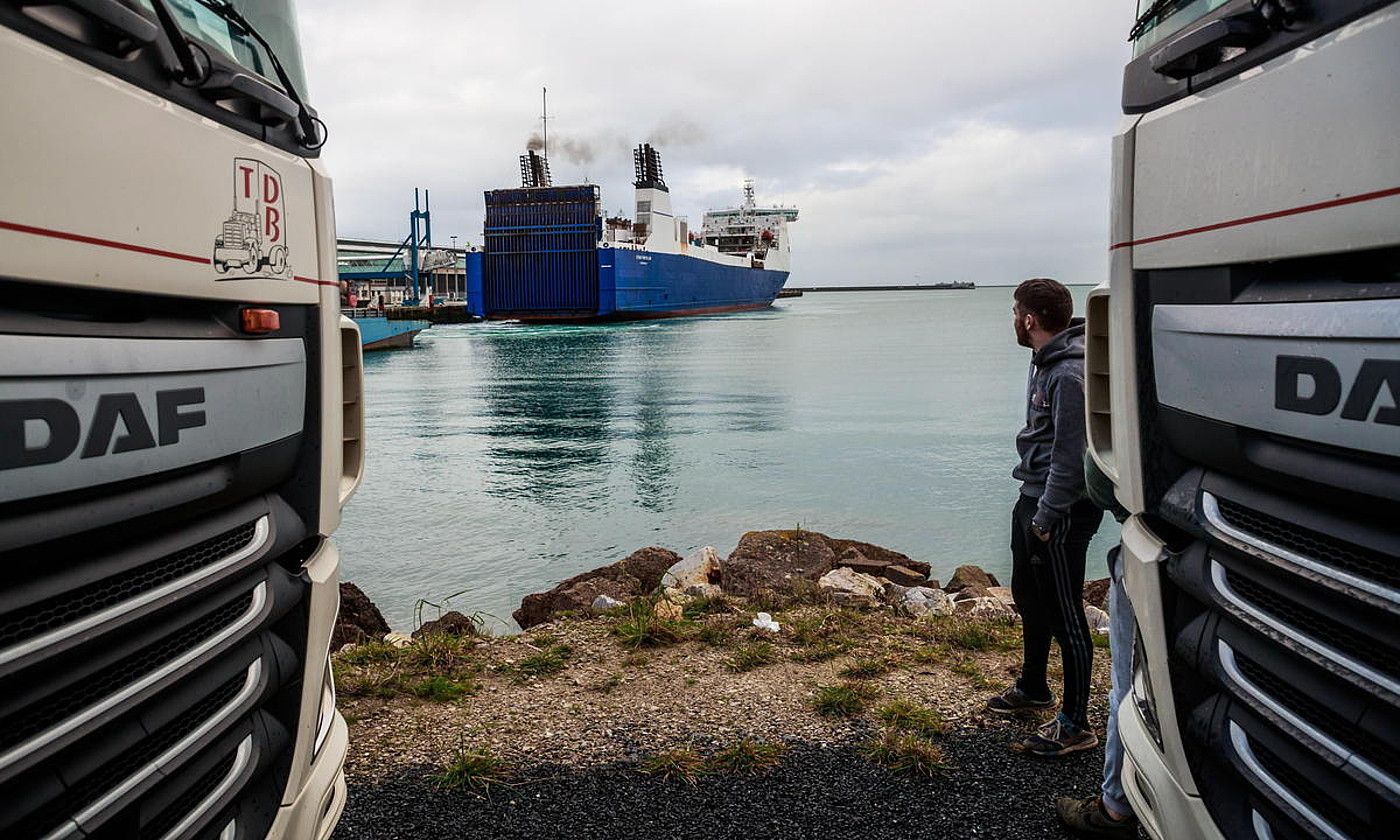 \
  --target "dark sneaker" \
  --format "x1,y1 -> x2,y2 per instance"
985,684 -> 1056,715
1022,715 -> 1099,757
1056,794 -> 1139,838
